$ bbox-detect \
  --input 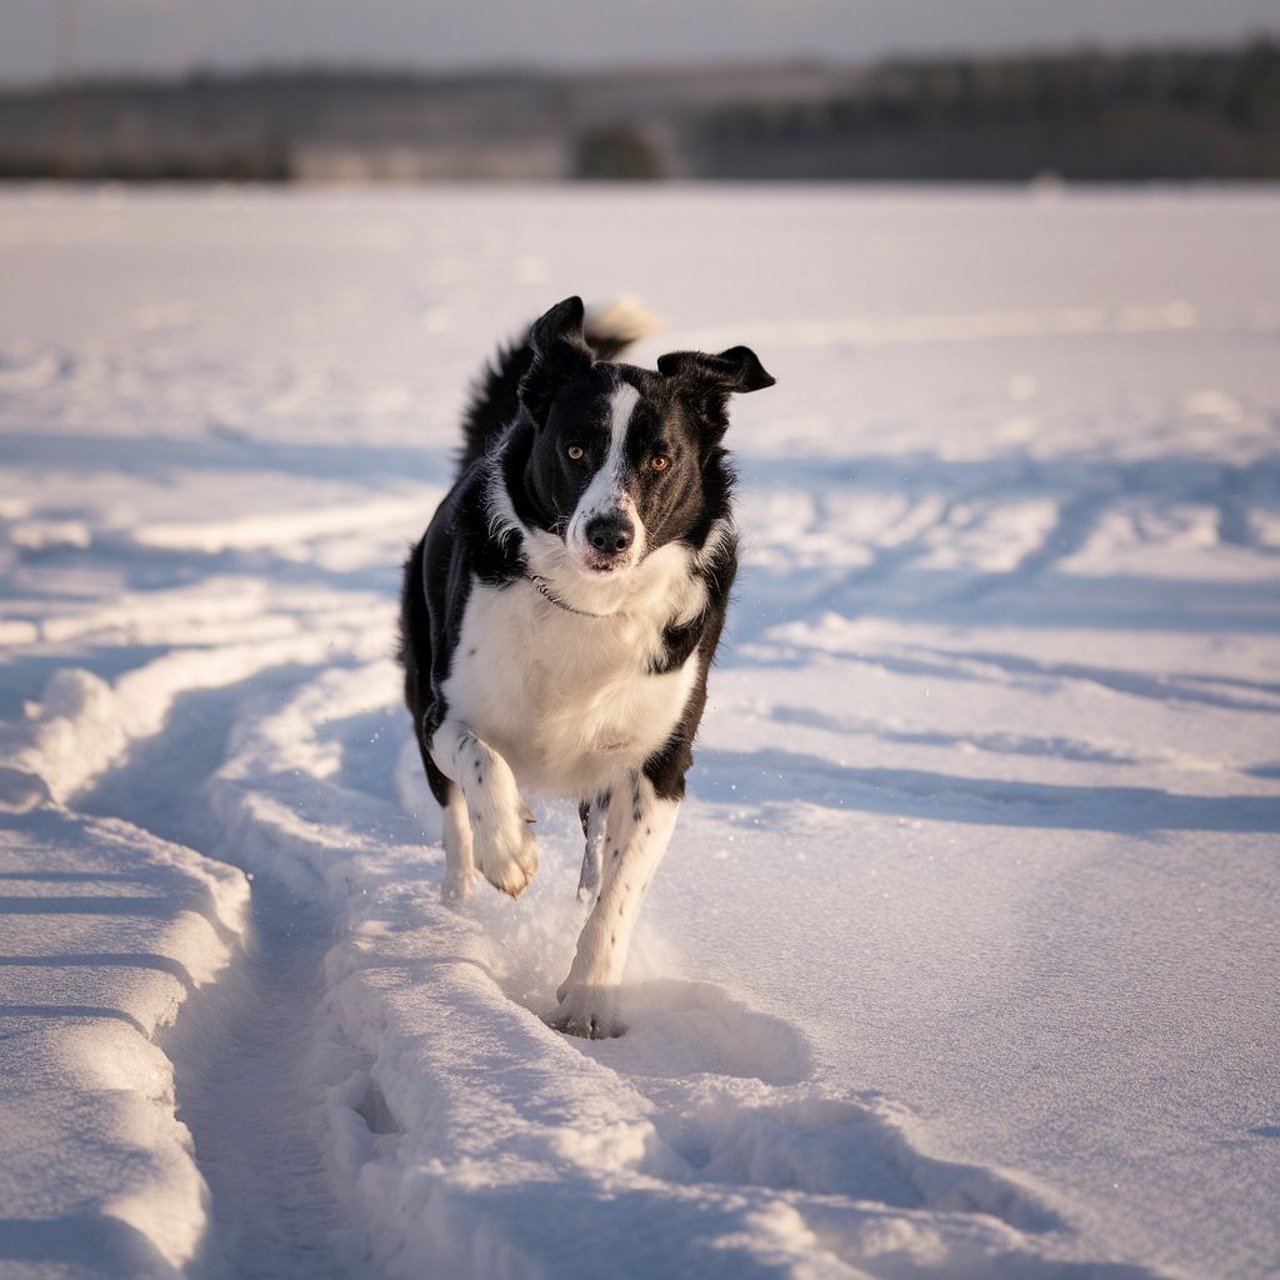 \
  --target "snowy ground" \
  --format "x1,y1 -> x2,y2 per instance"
1,186 -> 1277,1280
